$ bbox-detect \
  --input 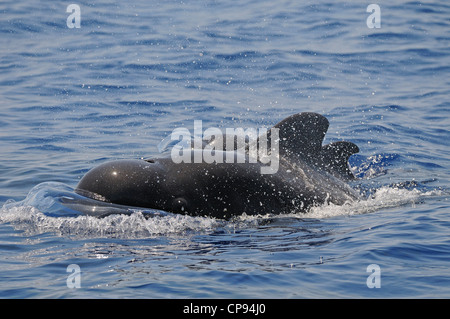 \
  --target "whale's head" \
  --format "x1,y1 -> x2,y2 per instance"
76,159 -> 196,215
